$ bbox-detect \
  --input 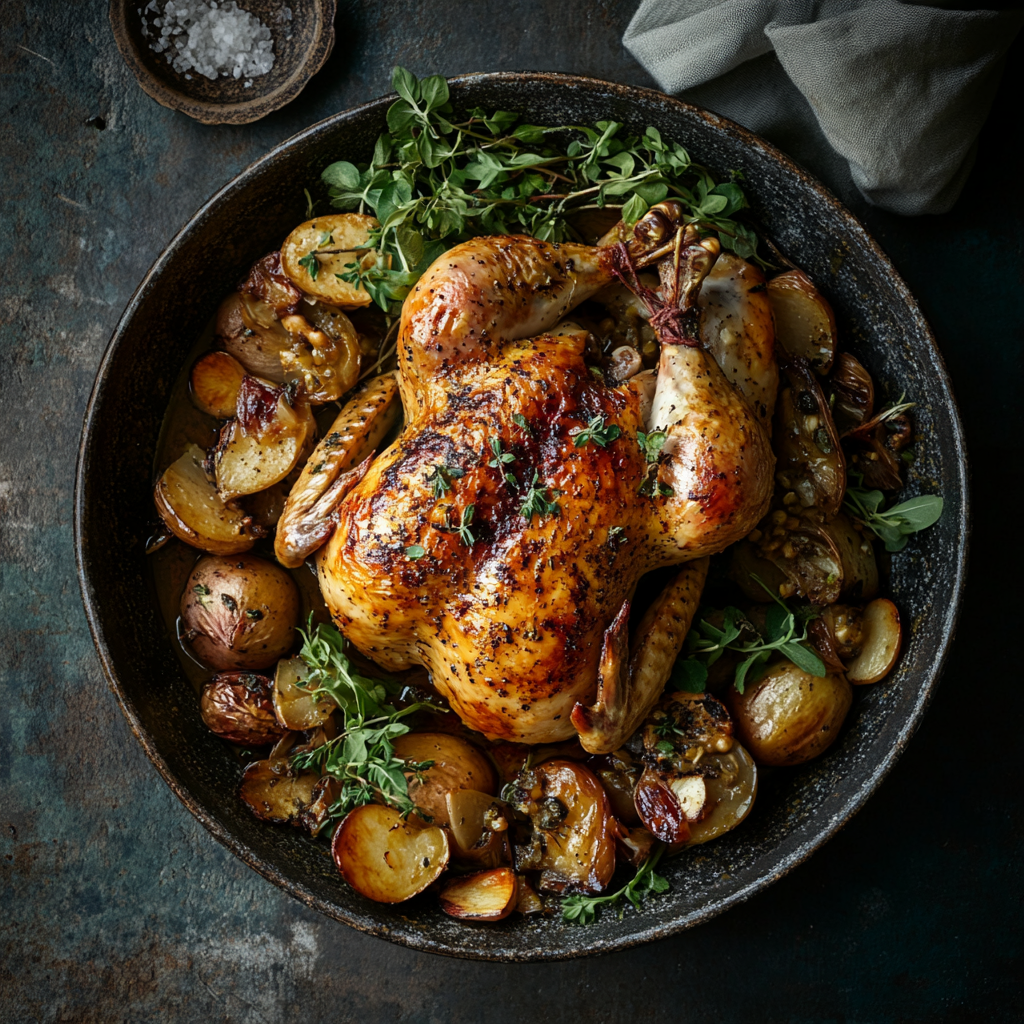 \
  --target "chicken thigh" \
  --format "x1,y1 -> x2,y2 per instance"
310,221 -> 776,744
